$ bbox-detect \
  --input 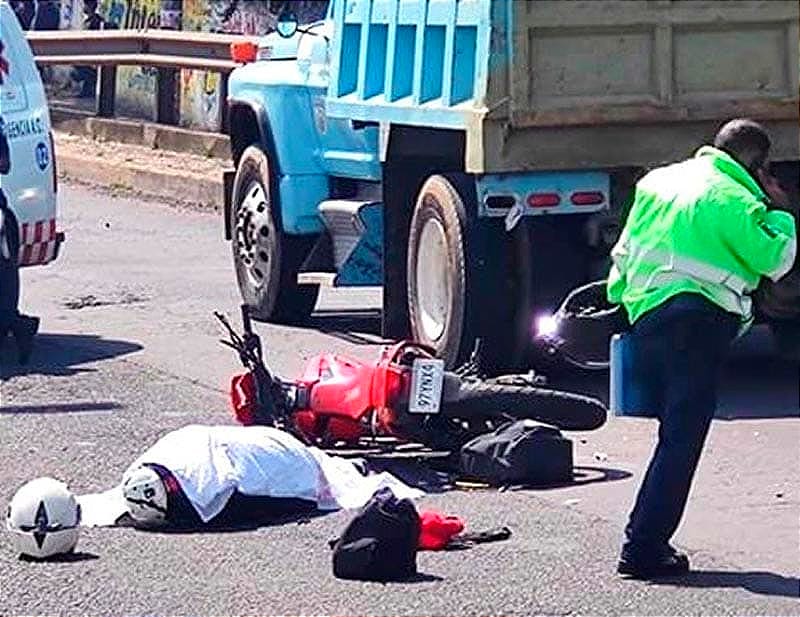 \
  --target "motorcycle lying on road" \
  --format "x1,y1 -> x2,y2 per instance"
215,305 -> 607,452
